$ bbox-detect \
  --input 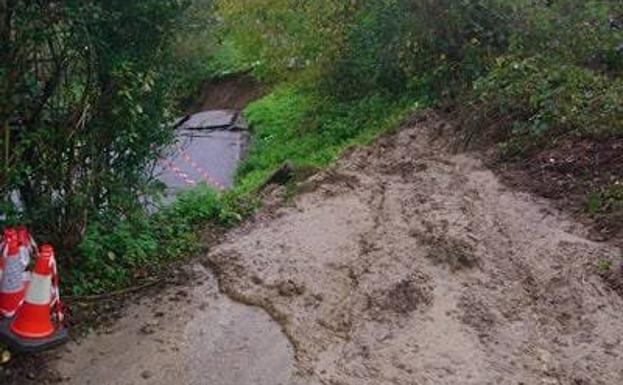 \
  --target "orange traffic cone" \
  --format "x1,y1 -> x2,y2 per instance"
10,244 -> 62,339
0,228 -> 27,317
